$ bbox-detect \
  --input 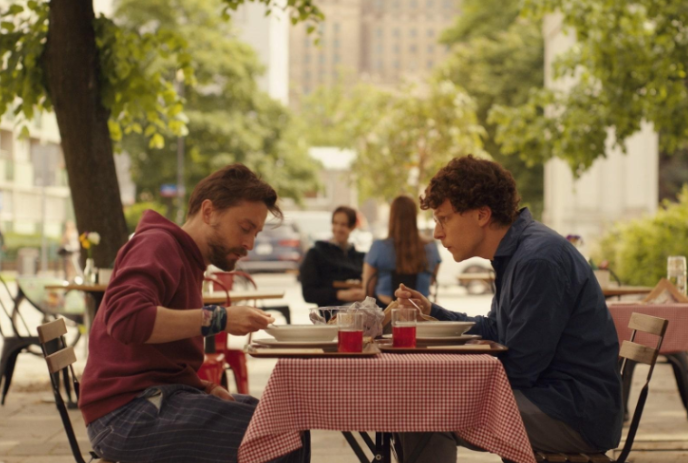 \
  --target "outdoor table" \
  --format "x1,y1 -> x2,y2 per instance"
608,302 -> 688,419
602,286 -> 653,298
333,280 -> 362,289
45,284 -> 285,329
238,353 -> 535,463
